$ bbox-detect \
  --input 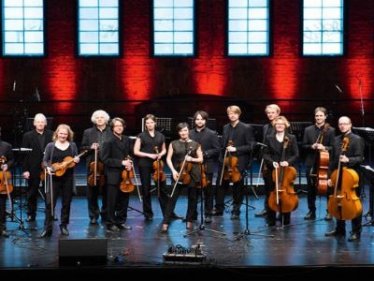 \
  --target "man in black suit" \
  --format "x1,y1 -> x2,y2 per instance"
22,113 -> 53,222
101,117 -> 133,232
325,116 -> 364,242
0,127 -> 14,237
189,110 -> 220,223
215,105 -> 254,219
81,109 -> 112,224
302,107 -> 335,220
255,104 -> 281,217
